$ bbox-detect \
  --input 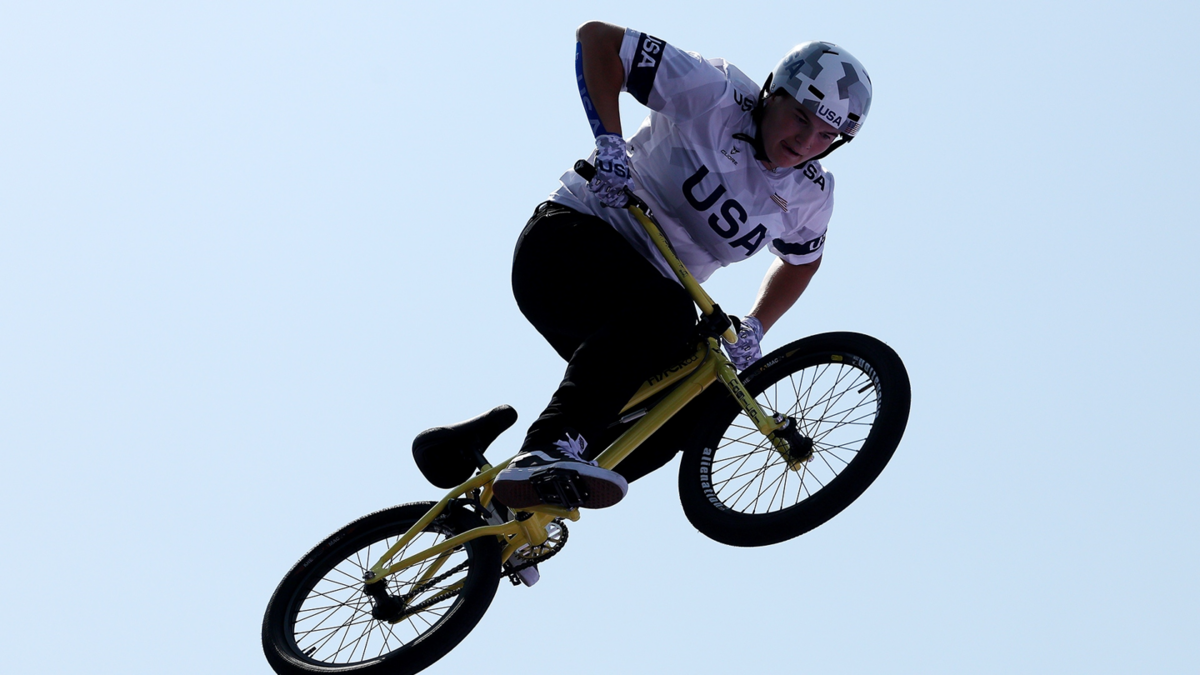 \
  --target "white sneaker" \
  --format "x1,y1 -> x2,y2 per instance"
493,432 -> 628,509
